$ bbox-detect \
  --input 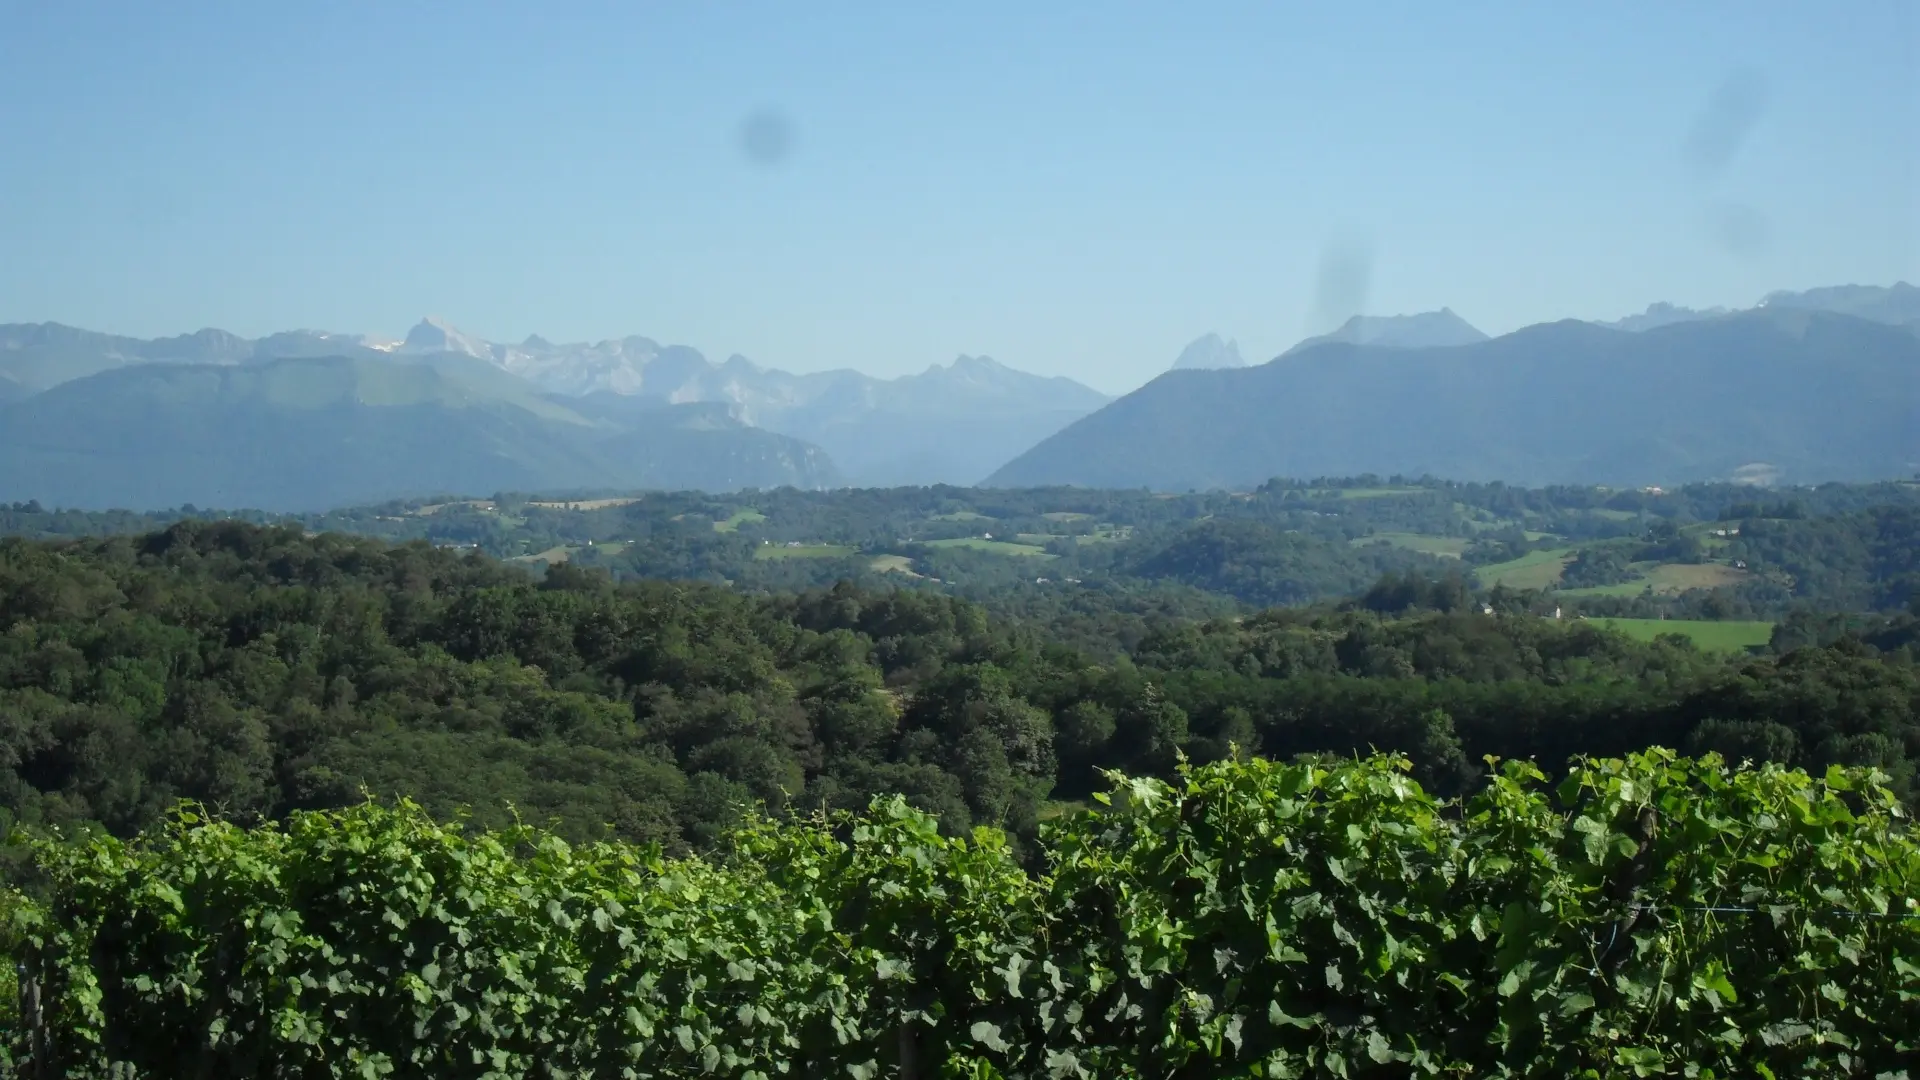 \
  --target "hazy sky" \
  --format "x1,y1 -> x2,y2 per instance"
1,2 -> 1913,393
